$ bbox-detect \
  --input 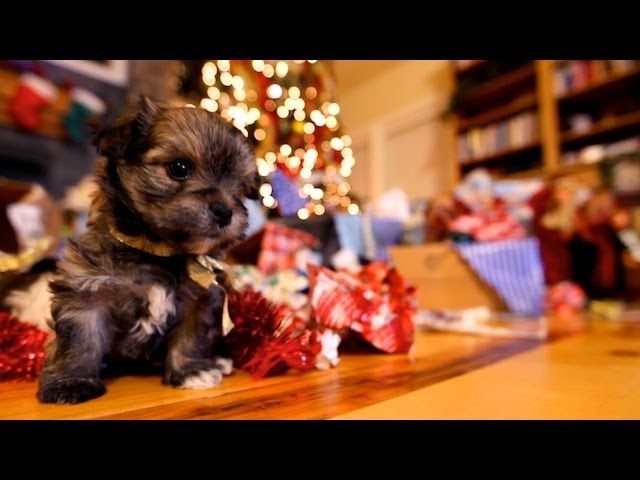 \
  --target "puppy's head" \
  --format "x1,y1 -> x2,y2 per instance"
94,97 -> 259,254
